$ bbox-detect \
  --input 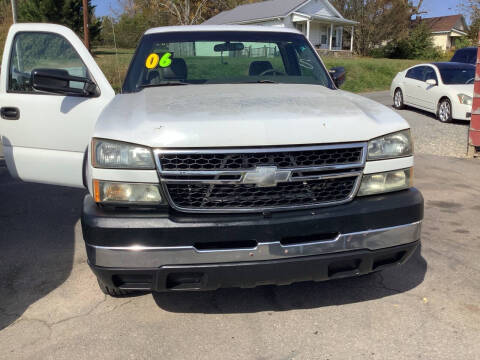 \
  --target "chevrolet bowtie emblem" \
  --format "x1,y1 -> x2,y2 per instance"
242,166 -> 291,187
